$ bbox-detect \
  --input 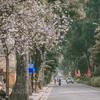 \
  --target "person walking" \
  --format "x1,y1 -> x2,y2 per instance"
54,79 -> 56,84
